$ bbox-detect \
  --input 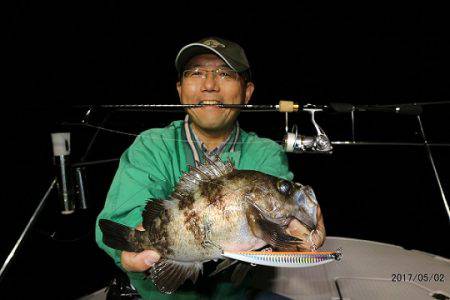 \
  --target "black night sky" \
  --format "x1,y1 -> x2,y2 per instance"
3,3 -> 450,299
